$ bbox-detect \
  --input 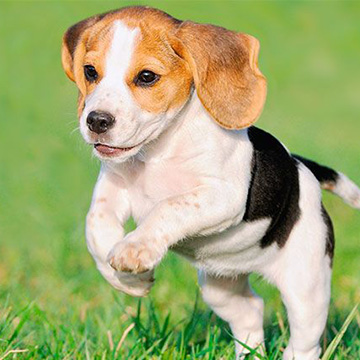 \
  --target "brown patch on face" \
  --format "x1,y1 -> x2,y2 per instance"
73,22 -> 115,115
125,25 -> 193,114
62,6 -> 266,128
62,7 -> 190,118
